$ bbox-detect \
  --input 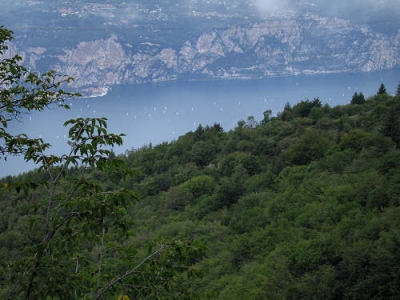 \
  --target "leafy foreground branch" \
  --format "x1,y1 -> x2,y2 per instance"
1,116 -> 205,300
0,26 -> 78,159
0,27 -> 206,299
